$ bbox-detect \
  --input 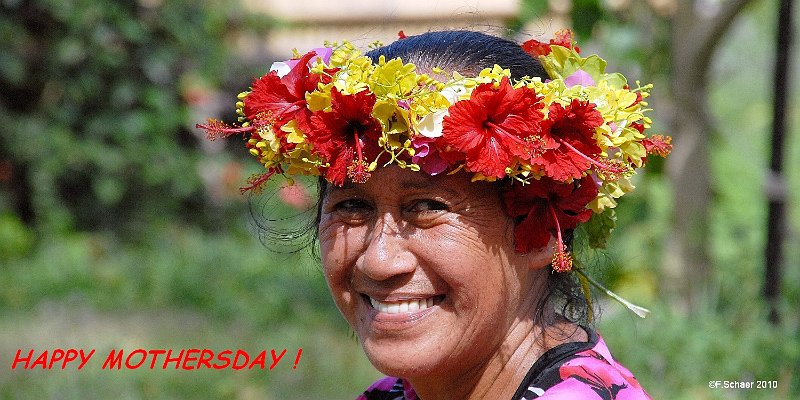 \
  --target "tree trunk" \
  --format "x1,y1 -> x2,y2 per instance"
764,0 -> 793,324
663,0 -> 756,312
